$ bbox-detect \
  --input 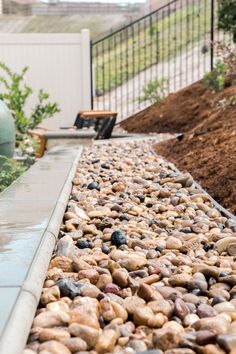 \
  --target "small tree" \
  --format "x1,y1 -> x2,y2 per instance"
139,78 -> 167,105
218,0 -> 236,43
0,63 -> 60,136
0,62 -> 60,157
